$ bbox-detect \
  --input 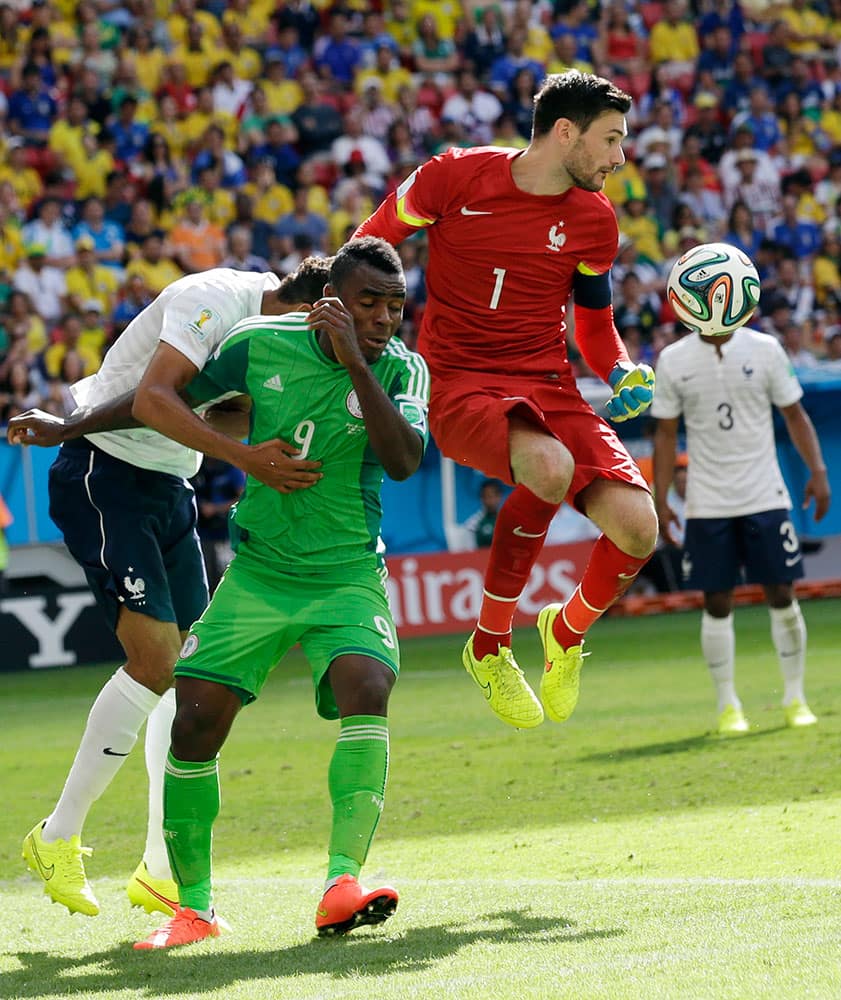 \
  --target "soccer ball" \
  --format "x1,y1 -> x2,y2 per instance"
666,242 -> 760,337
